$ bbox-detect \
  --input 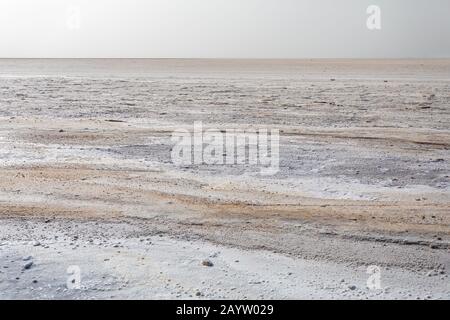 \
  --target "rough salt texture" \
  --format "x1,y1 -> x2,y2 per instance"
0,59 -> 449,299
